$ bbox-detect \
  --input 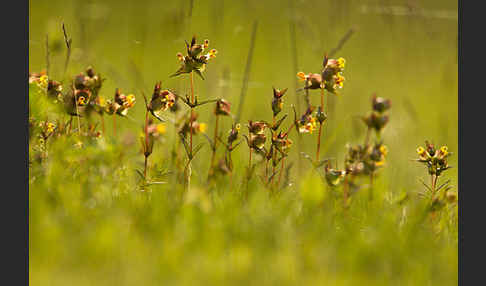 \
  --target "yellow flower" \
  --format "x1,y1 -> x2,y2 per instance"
379,145 -> 388,156
297,72 -> 307,81
96,96 -> 106,107
46,122 -> 55,134
299,117 -> 317,134
335,74 -> 345,88
77,96 -> 86,105
416,146 -> 429,160
38,74 -> 49,89
337,57 -> 345,69
375,159 -> 385,167
199,123 -> 207,133
124,94 -> 136,108
439,146 -> 448,156
209,49 -> 218,58
156,123 -> 166,134
235,123 -> 241,131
